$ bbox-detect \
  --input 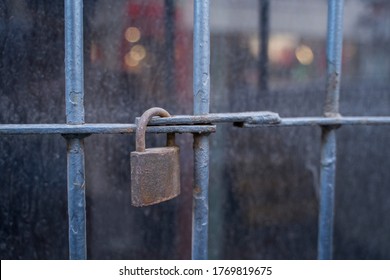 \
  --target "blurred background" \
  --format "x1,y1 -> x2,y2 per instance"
0,0 -> 389,259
